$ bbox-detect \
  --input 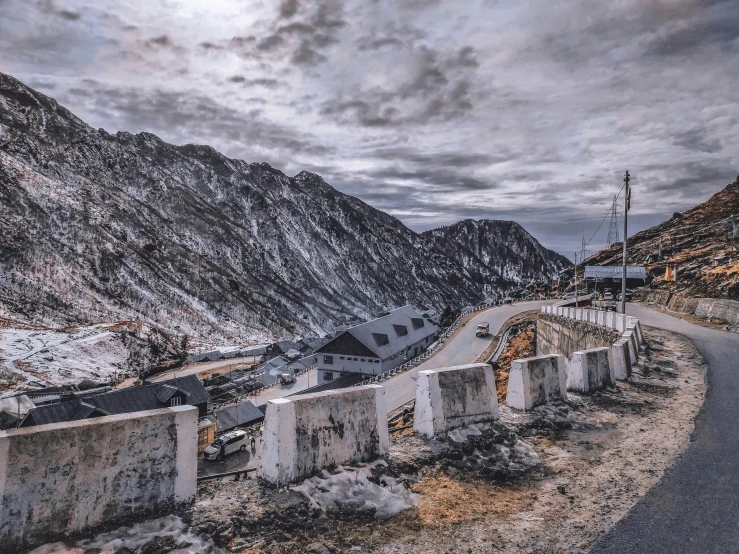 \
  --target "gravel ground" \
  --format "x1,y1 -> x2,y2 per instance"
175,326 -> 705,554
